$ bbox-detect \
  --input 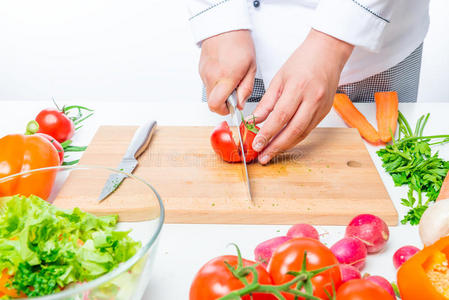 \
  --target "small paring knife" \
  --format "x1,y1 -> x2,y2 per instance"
97,121 -> 157,203
226,91 -> 253,204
